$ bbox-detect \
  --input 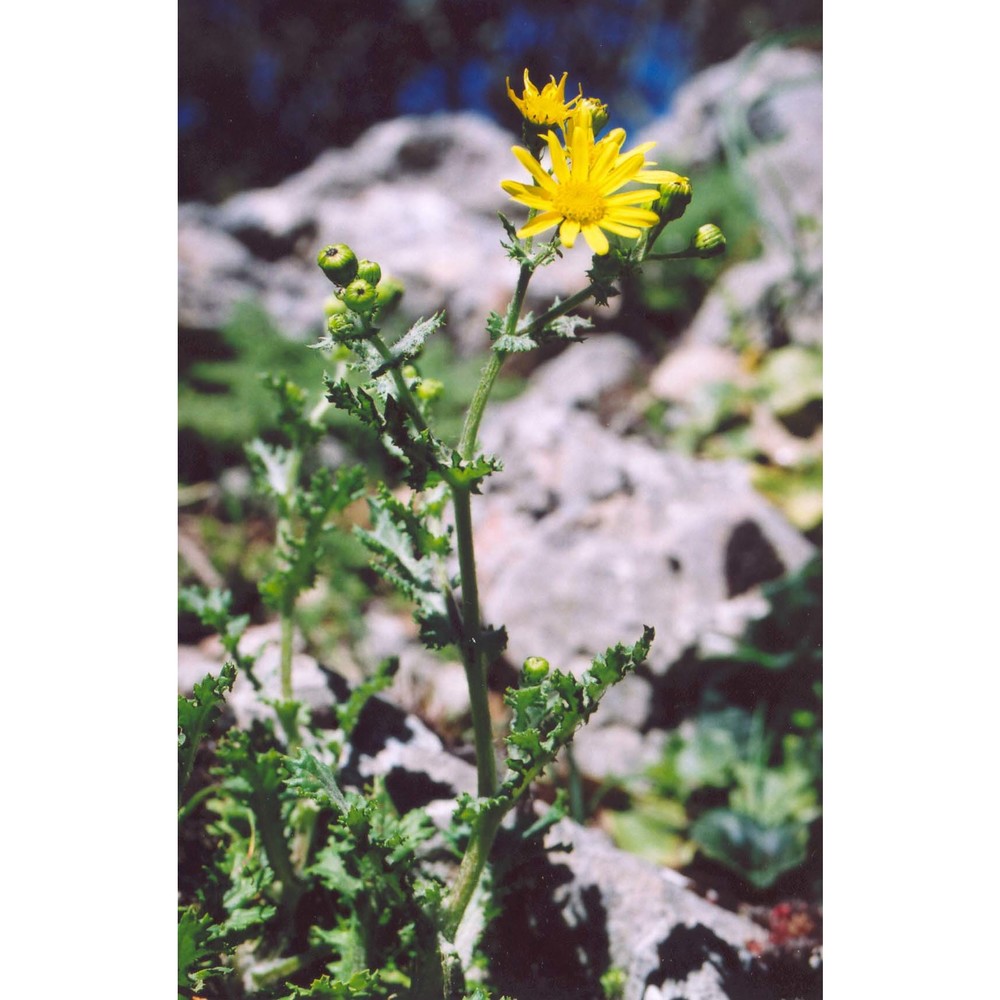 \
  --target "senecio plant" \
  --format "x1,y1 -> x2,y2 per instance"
179,71 -> 724,1000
